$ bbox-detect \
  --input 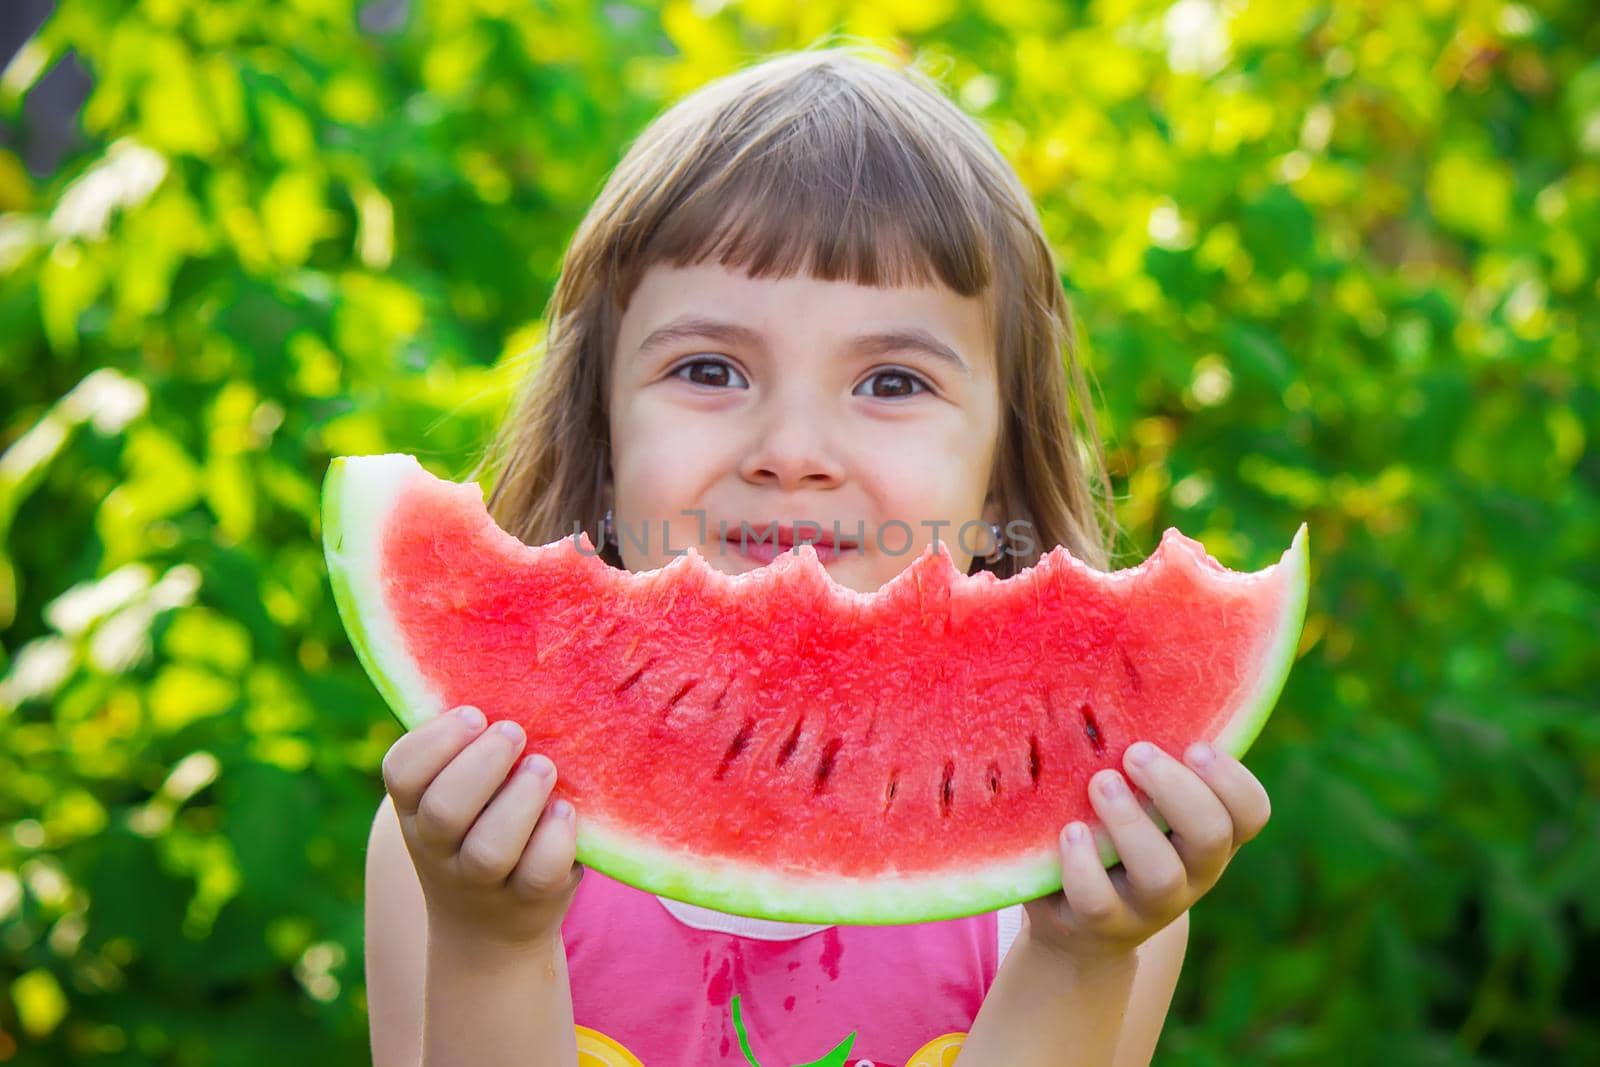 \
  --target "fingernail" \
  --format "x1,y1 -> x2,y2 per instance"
1127,741 -> 1157,767
1099,772 -> 1129,800
552,799 -> 573,820
1066,821 -> 1088,845
456,706 -> 485,731
494,720 -> 524,743
1186,741 -> 1215,767
522,754 -> 554,780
